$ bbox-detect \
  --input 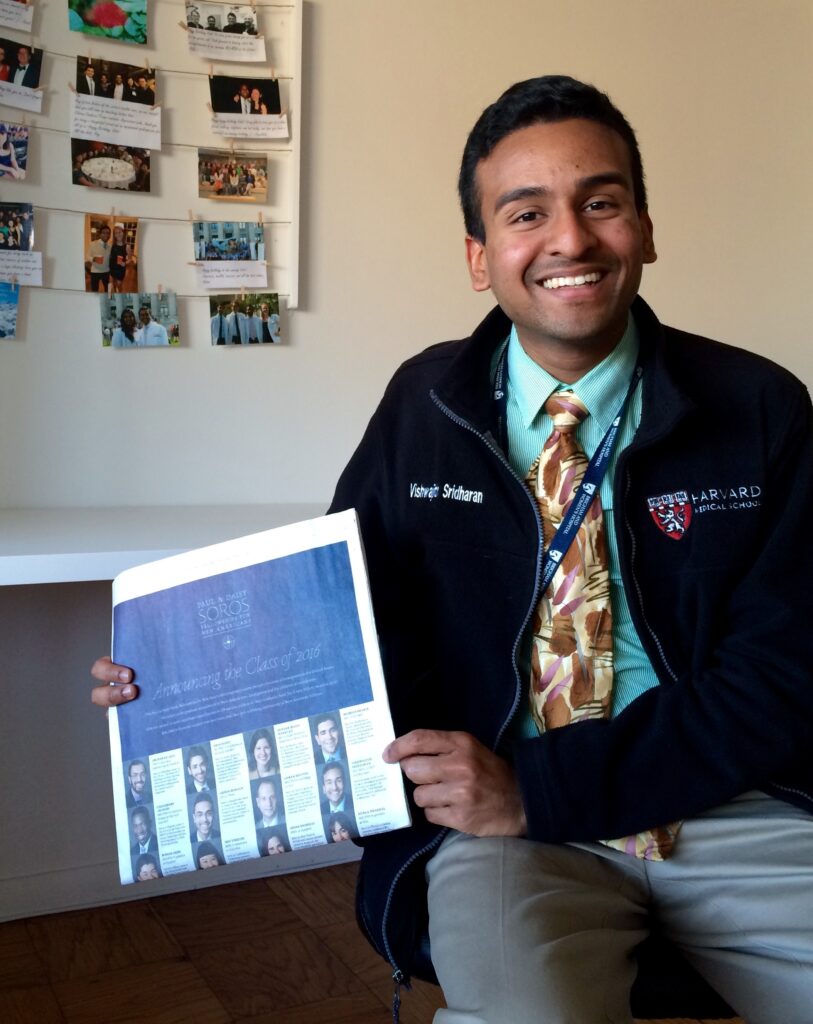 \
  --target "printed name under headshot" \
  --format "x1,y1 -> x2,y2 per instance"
0,122 -> 29,180
74,56 -> 157,105
193,220 -> 265,261
84,213 -> 139,294
209,74 -> 280,115
68,0 -> 148,46
0,201 -> 33,250
0,37 -> 42,90
187,1 -> 258,35
100,292 -> 180,347
197,147 -> 267,202
209,292 -> 280,345
71,139 -> 151,192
